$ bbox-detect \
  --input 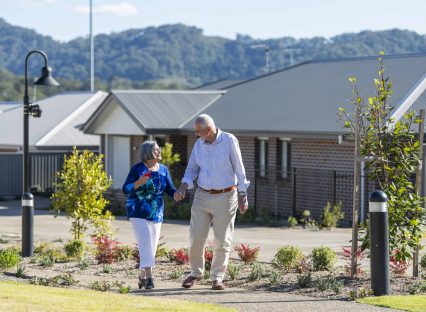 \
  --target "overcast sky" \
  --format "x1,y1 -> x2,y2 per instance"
1,0 -> 425,42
